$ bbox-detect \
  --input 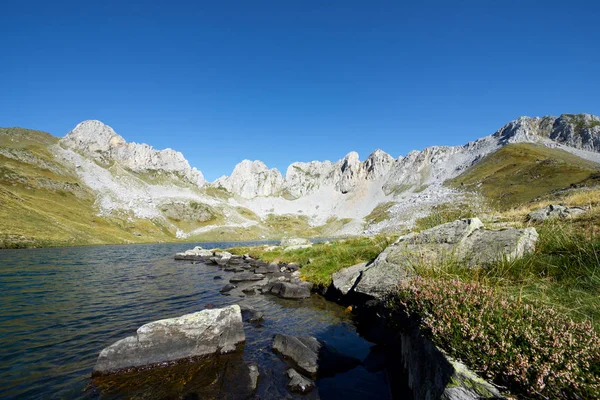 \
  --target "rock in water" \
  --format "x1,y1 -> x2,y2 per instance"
93,305 -> 245,375
331,262 -> 367,295
286,368 -> 315,394
272,334 -> 360,378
